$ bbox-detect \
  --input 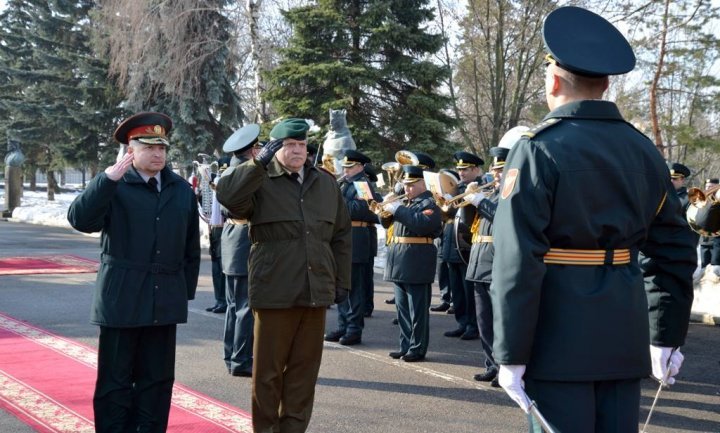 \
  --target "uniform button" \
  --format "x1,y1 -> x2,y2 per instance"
308,266 -> 312,270
156,250 -> 160,254
153,320 -> 158,324
300,199 -> 304,202
307,231 -> 310,235
154,285 -> 159,290
156,217 -> 160,221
